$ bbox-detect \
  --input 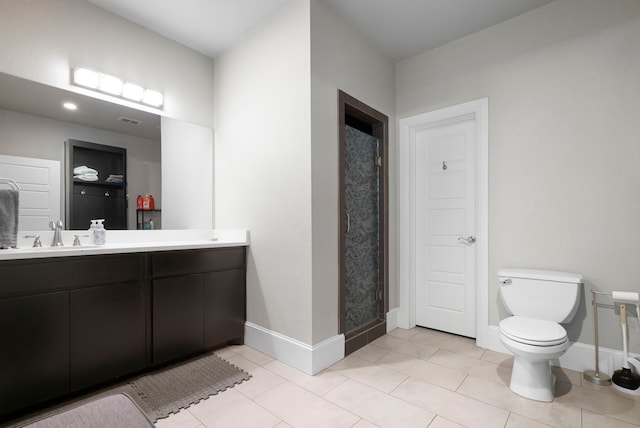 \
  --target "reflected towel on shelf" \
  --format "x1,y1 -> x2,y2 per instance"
74,174 -> 99,181
0,189 -> 19,248
105,174 -> 124,183
73,165 -> 98,175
